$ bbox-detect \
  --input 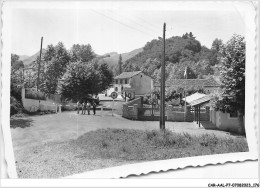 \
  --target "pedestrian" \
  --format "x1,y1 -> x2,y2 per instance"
77,101 -> 80,114
82,101 -> 86,114
92,102 -> 96,115
86,101 -> 91,115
